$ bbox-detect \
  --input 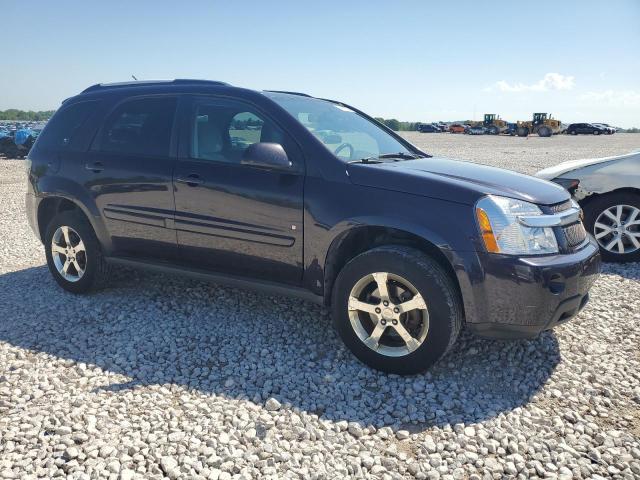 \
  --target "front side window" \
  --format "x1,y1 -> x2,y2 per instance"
36,100 -> 98,150
266,92 -> 413,161
191,102 -> 285,163
97,97 -> 177,156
